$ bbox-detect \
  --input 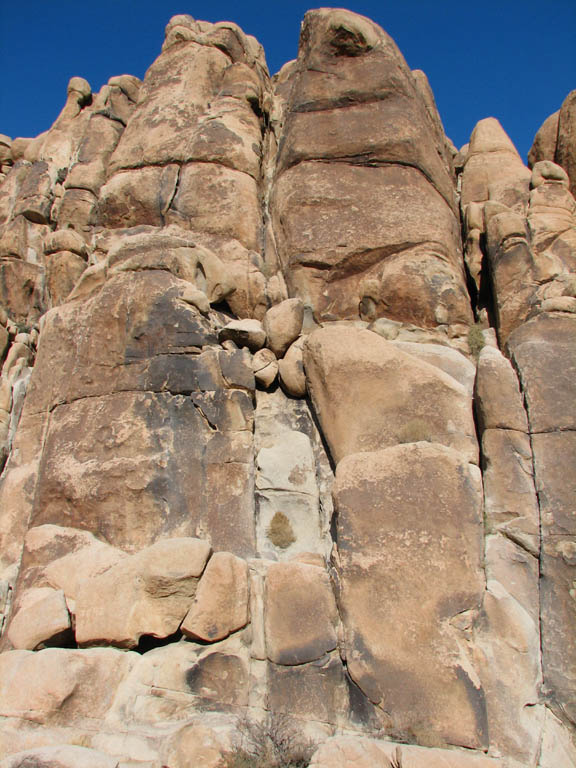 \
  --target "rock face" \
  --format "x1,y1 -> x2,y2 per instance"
334,444 -> 486,749
0,8 -> 575,768
304,325 -> 477,464
75,538 -> 211,647
270,10 -> 470,331
530,90 -> 576,197
182,551 -> 249,642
